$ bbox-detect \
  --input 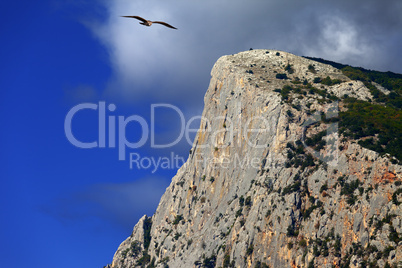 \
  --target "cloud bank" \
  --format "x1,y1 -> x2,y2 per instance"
86,0 -> 402,109
73,0 -> 402,176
